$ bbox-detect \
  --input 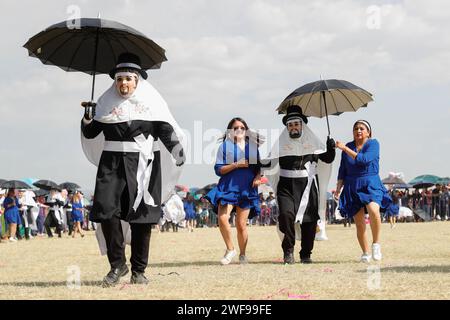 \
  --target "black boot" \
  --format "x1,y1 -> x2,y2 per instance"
283,252 -> 295,264
102,264 -> 129,287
